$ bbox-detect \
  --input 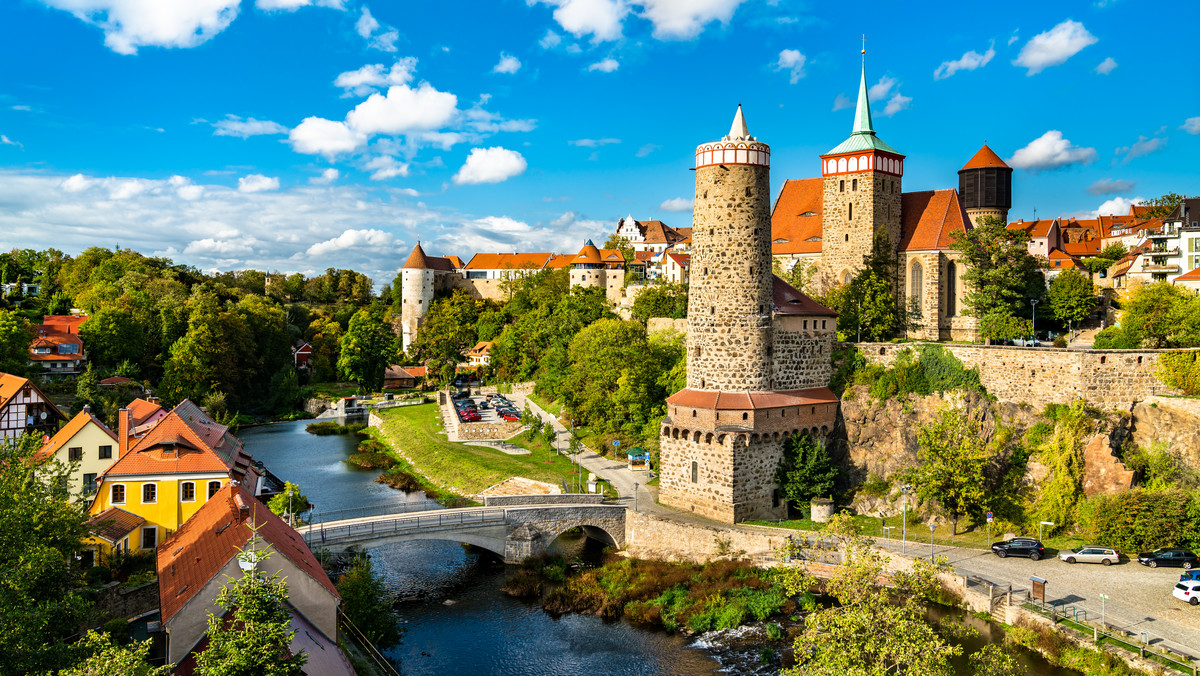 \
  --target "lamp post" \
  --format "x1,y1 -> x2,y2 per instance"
901,485 -> 911,556
1039,520 -> 1054,543
1031,298 -> 1039,340
929,524 -> 936,562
